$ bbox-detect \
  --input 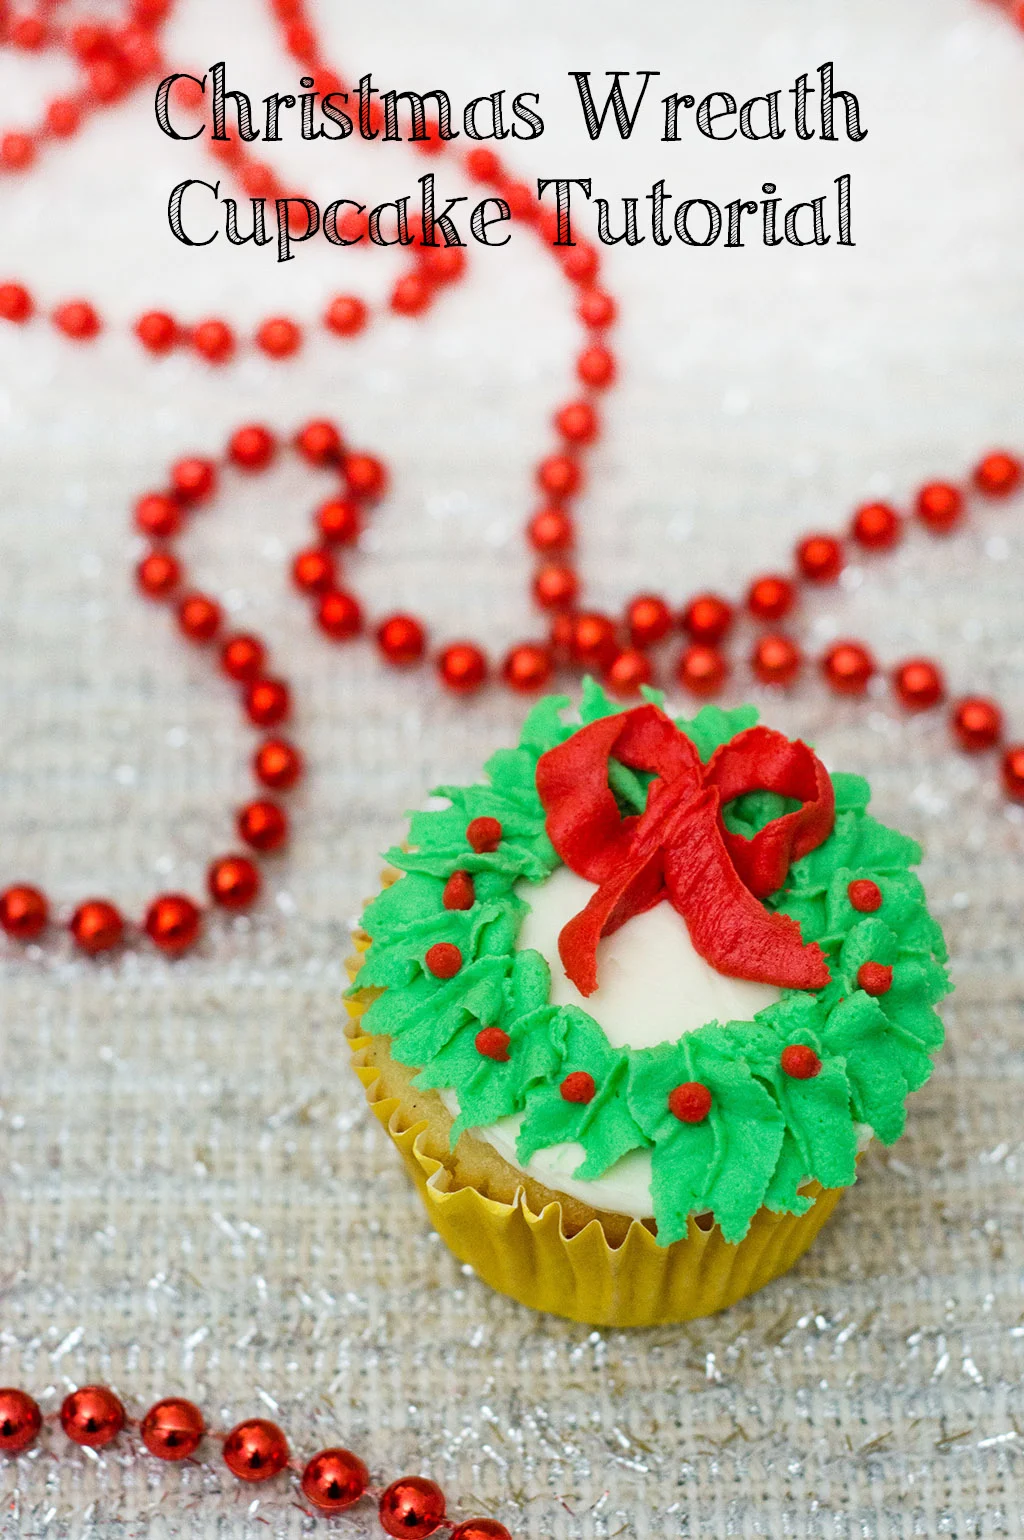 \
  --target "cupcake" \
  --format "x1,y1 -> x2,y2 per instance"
345,682 -> 949,1326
